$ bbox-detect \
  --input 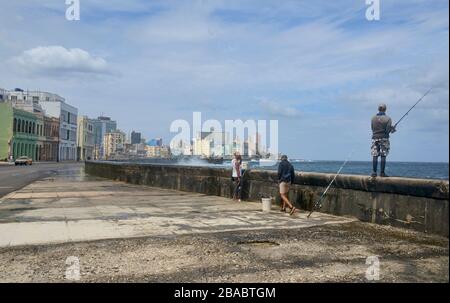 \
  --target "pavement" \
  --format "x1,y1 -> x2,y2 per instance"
0,165 -> 355,247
